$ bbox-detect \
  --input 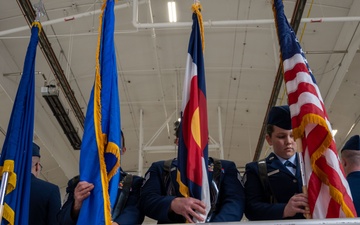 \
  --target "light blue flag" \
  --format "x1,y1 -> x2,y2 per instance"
0,23 -> 40,225
77,0 -> 121,224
